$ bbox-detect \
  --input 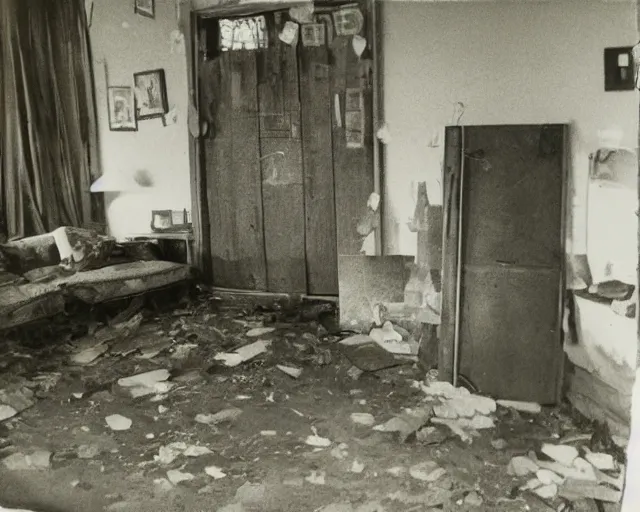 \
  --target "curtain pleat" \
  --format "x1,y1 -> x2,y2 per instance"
0,0 -> 105,241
